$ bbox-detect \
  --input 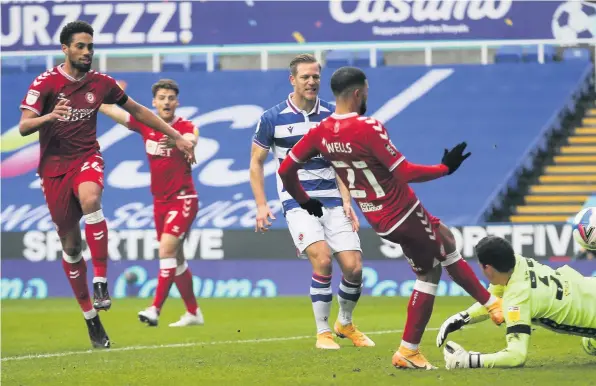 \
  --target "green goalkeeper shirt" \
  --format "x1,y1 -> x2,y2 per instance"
465,254 -> 596,368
